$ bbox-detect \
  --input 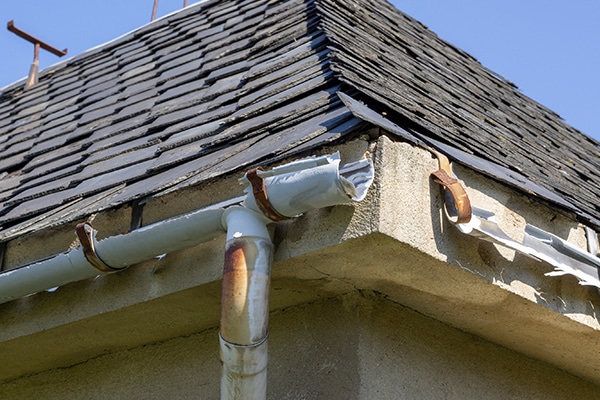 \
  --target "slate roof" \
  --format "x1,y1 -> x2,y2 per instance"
0,0 -> 598,244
